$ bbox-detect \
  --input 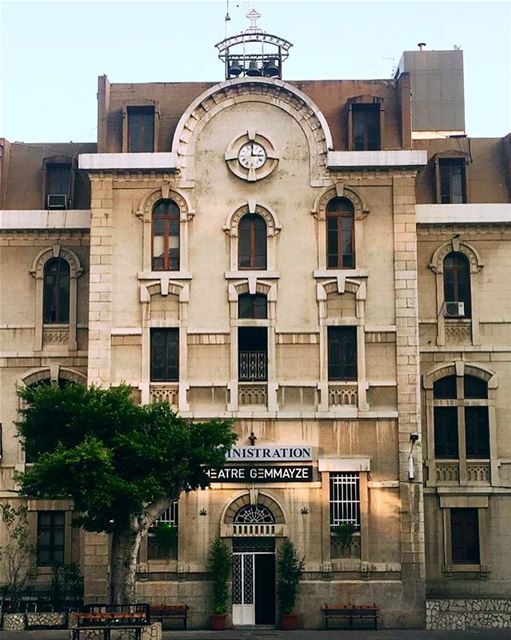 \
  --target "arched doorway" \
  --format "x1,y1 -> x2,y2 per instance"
232,504 -> 276,626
